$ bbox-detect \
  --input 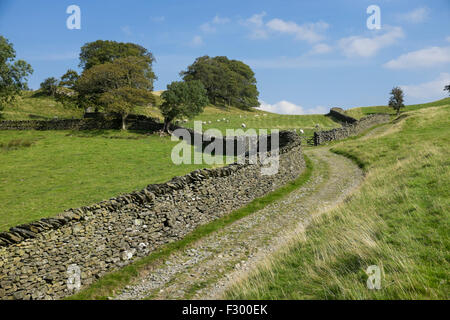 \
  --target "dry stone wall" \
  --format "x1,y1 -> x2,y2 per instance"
328,107 -> 357,124
314,114 -> 391,145
0,115 -> 162,132
0,131 -> 304,300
